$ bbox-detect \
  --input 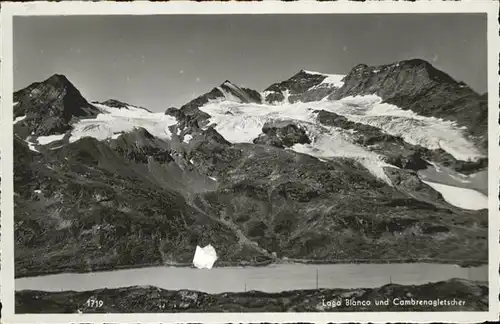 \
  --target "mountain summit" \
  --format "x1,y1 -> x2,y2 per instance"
14,74 -> 100,136
330,59 -> 487,147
